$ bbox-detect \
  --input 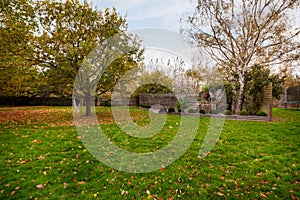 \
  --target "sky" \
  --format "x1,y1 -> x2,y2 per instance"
85,0 -> 300,75
85,0 -> 201,72
89,0 -> 196,31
